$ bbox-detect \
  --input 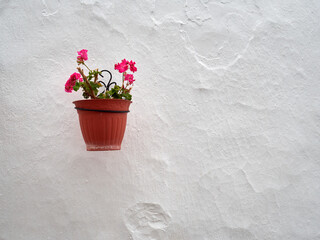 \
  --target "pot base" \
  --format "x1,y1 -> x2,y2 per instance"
86,145 -> 121,151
